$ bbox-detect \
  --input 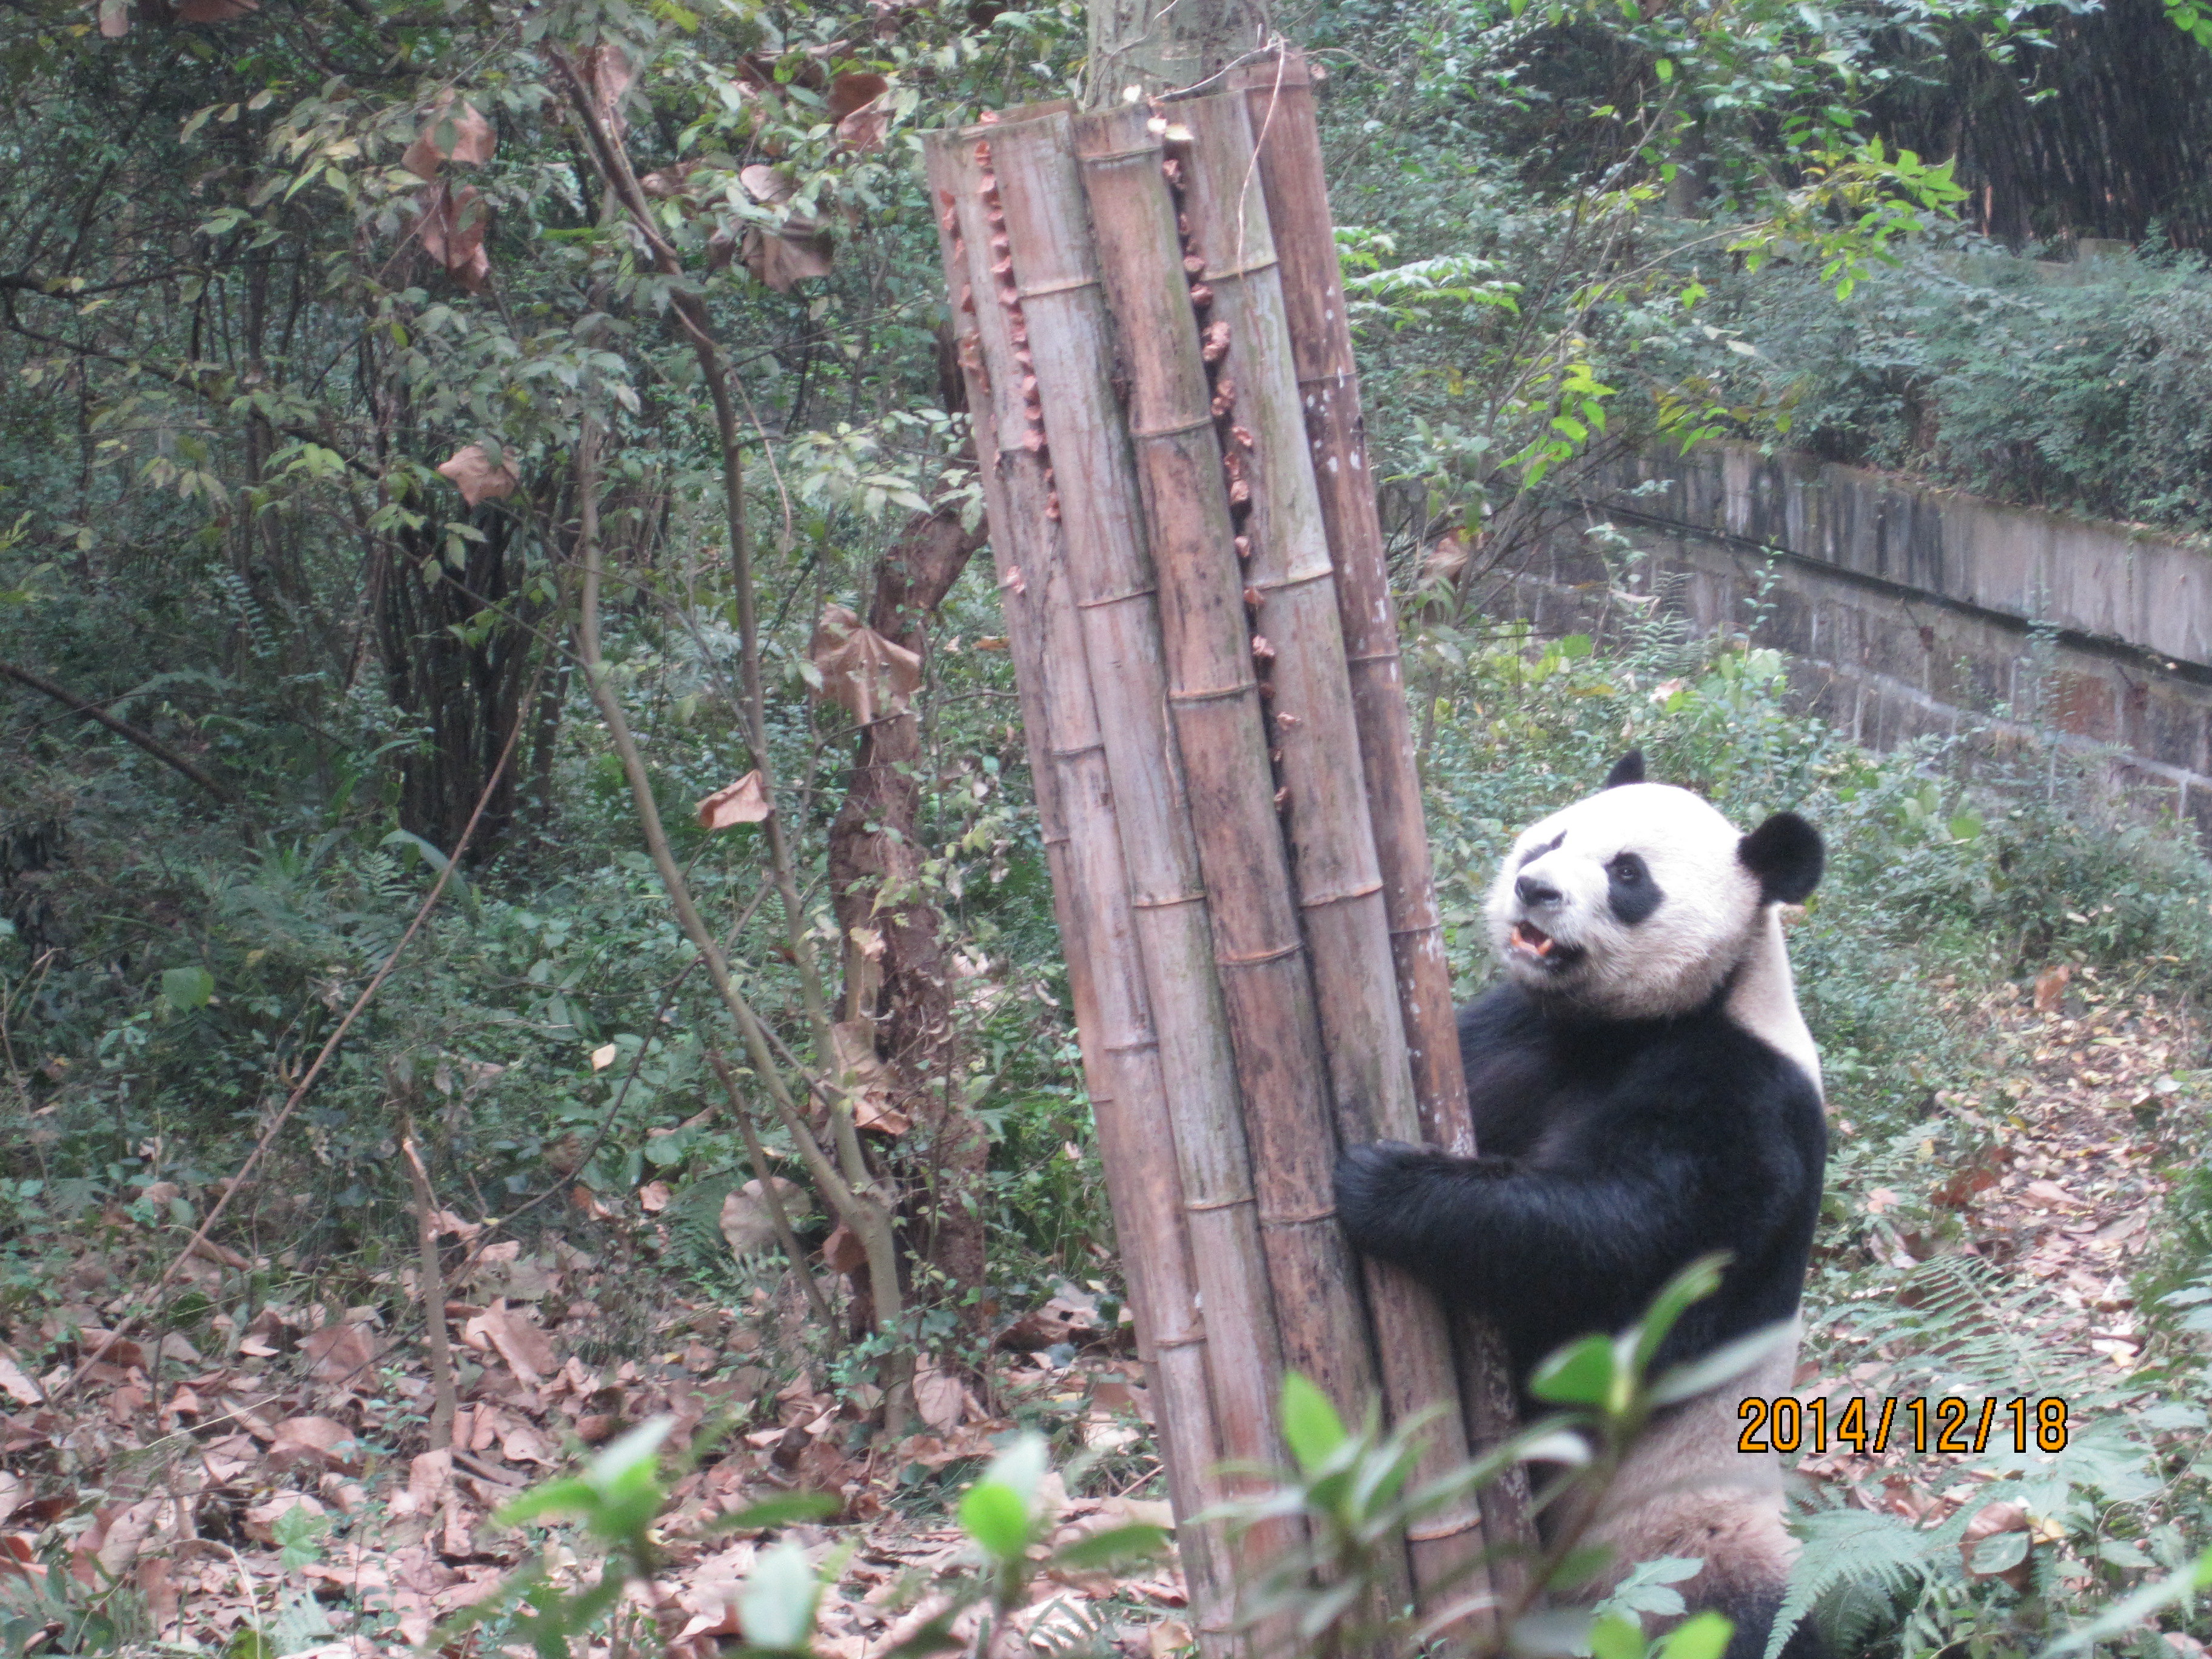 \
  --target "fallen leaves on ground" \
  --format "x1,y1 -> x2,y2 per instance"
1,1197 -> 1169,1657
1791,967 -> 2199,1563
